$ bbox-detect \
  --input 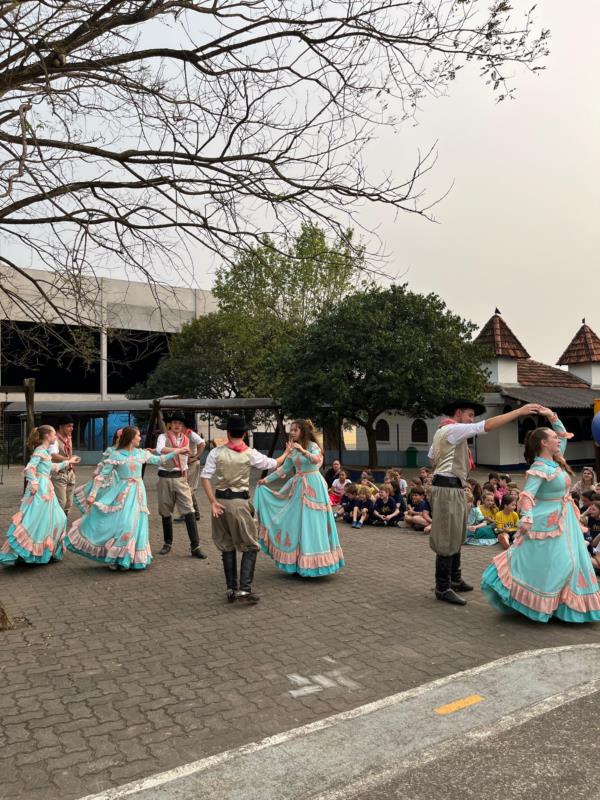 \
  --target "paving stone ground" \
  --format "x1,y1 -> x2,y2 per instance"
1,464 -> 600,800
